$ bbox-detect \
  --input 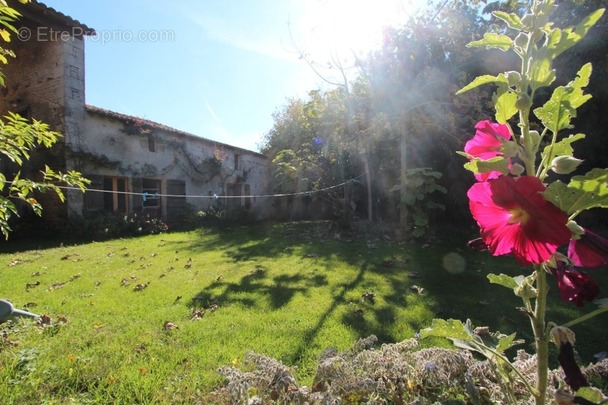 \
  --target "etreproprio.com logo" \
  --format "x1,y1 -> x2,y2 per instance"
17,26 -> 175,44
